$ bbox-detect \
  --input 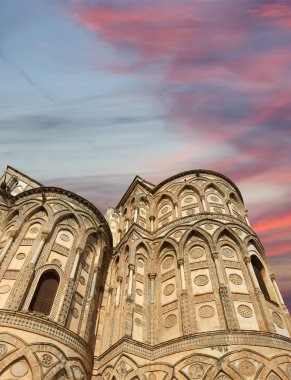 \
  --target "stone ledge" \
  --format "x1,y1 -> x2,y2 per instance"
95,330 -> 291,368
0,310 -> 92,360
